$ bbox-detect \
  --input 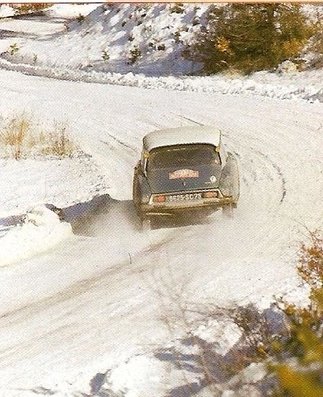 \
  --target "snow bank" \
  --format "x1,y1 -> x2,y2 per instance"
0,5 -> 14,18
107,355 -> 167,397
47,3 -> 100,19
0,57 -> 321,103
193,318 -> 242,356
0,2 -> 99,19
0,206 -> 72,267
